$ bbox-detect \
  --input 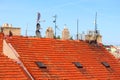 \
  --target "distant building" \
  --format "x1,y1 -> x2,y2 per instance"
46,27 -> 54,38
0,23 -> 21,36
62,27 -> 70,40
105,45 -> 120,59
